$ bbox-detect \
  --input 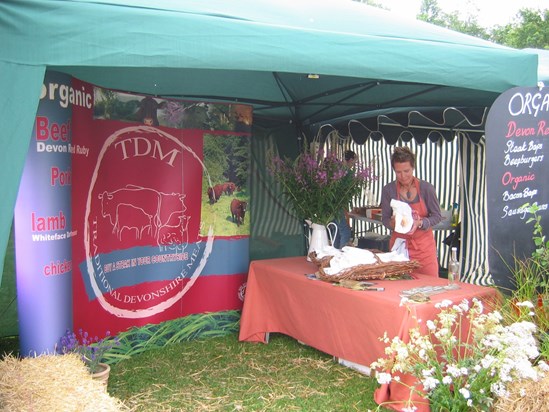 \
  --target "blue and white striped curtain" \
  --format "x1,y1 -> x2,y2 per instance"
459,134 -> 490,285
250,126 -> 490,285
